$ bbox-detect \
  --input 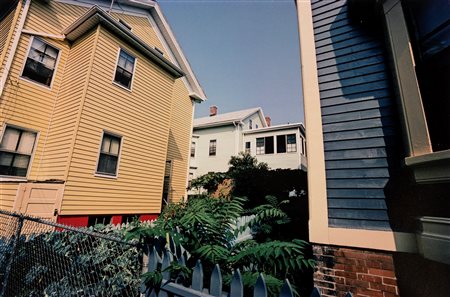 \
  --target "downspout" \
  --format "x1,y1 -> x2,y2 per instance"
108,0 -> 115,13
0,0 -> 31,98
